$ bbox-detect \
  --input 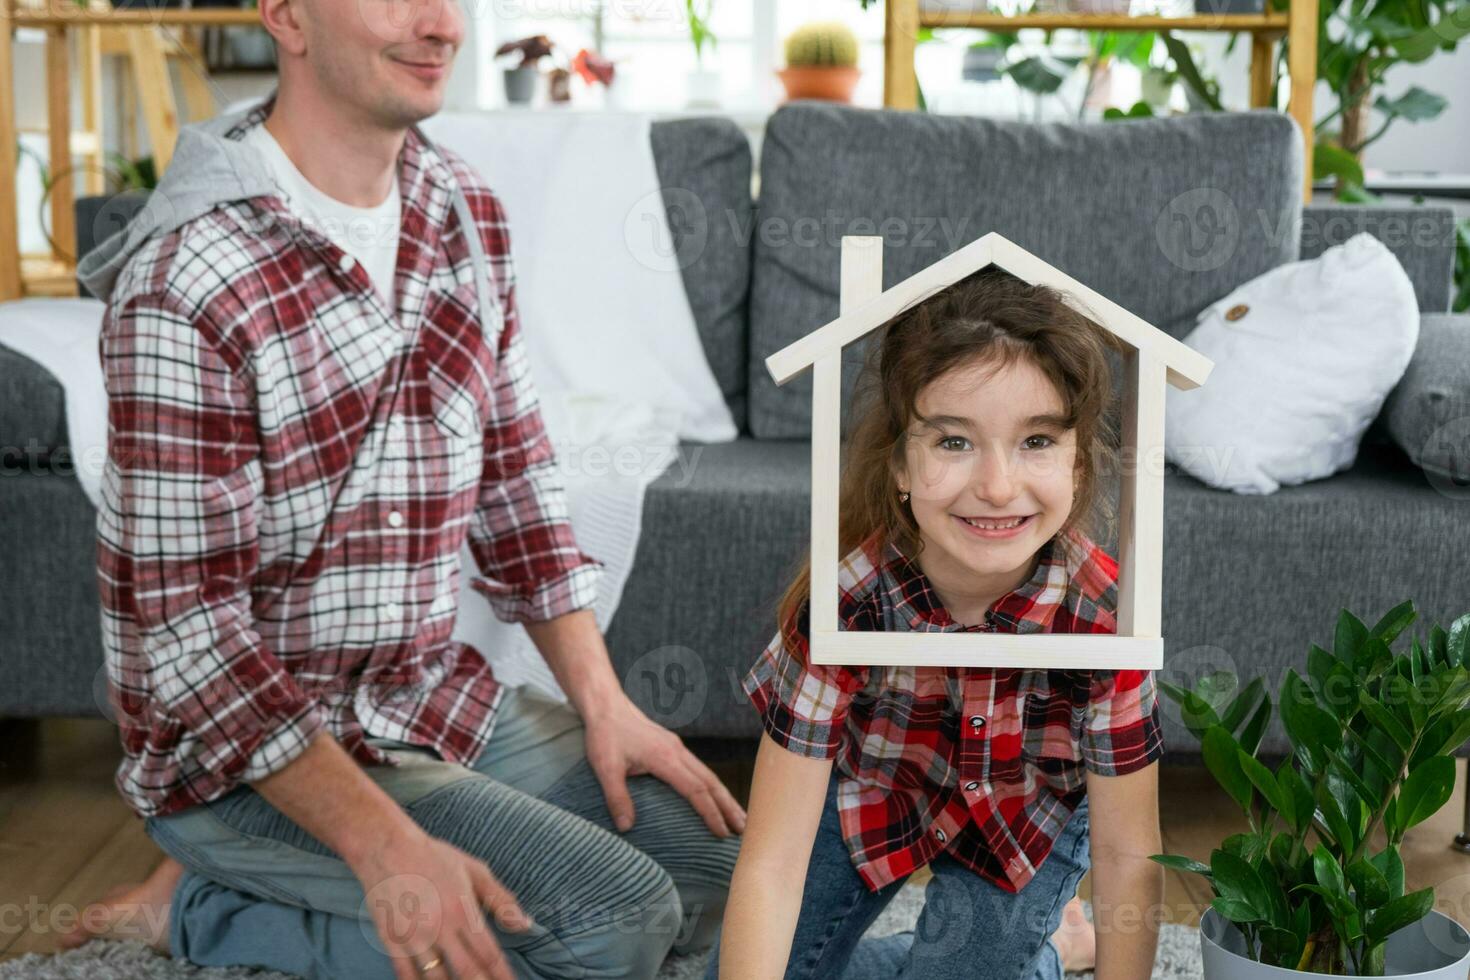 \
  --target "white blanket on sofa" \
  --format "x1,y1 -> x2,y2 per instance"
2,109 -> 736,704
